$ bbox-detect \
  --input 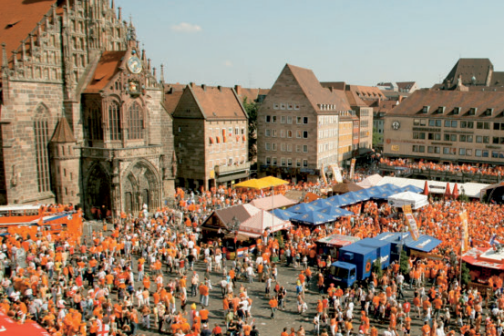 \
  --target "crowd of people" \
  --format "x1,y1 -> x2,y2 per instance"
1,175 -> 504,336
380,158 -> 504,178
